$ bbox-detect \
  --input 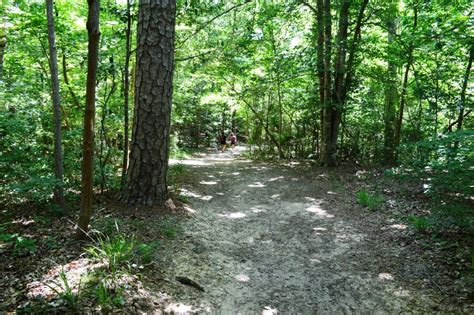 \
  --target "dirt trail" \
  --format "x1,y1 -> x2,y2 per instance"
155,147 -> 445,313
